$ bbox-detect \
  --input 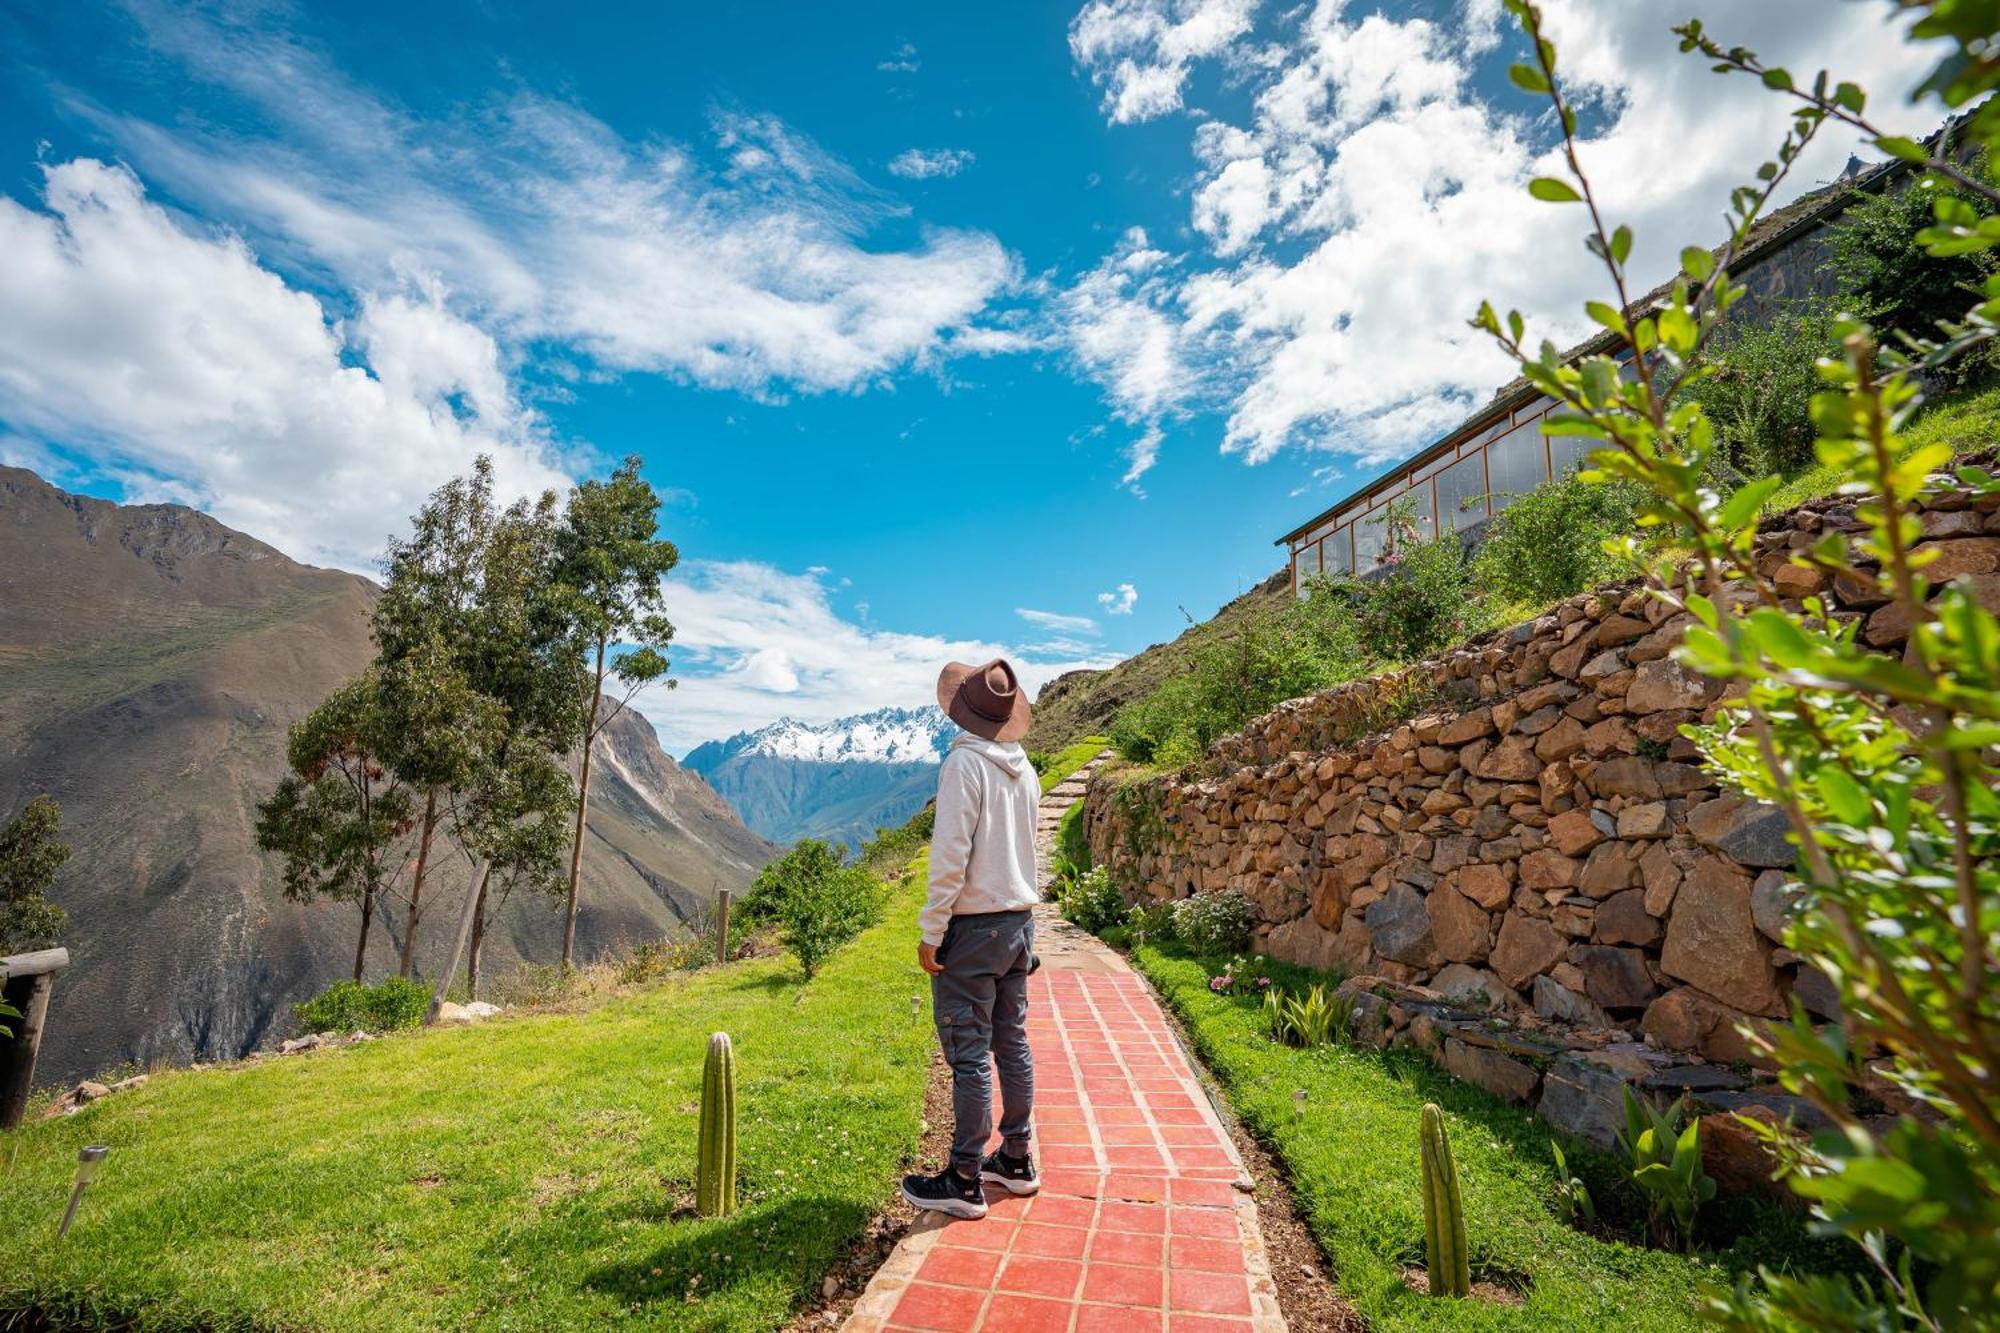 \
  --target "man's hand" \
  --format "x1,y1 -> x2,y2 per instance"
918,942 -> 944,975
